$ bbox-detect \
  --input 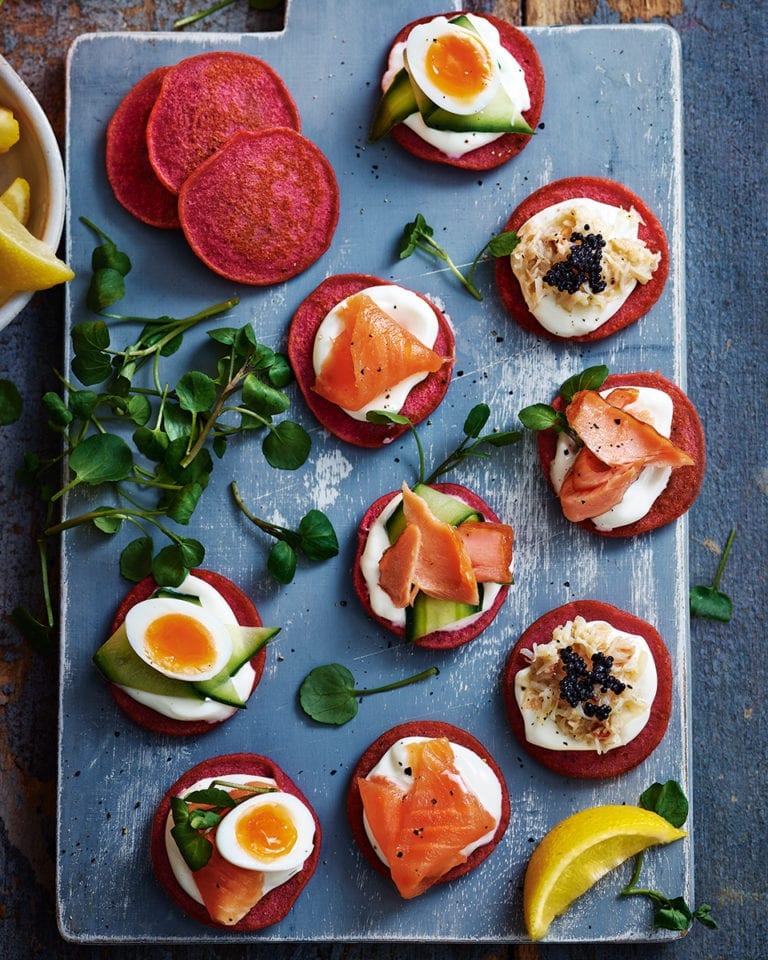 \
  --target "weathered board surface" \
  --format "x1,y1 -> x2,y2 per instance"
59,1 -> 689,944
